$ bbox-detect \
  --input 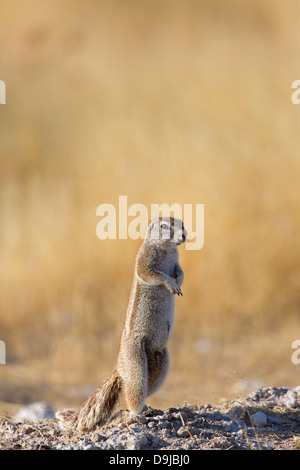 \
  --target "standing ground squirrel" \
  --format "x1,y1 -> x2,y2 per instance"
56,217 -> 187,431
